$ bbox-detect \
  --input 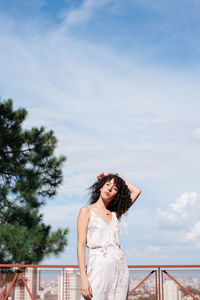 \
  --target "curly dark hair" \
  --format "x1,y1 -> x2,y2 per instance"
88,174 -> 132,218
